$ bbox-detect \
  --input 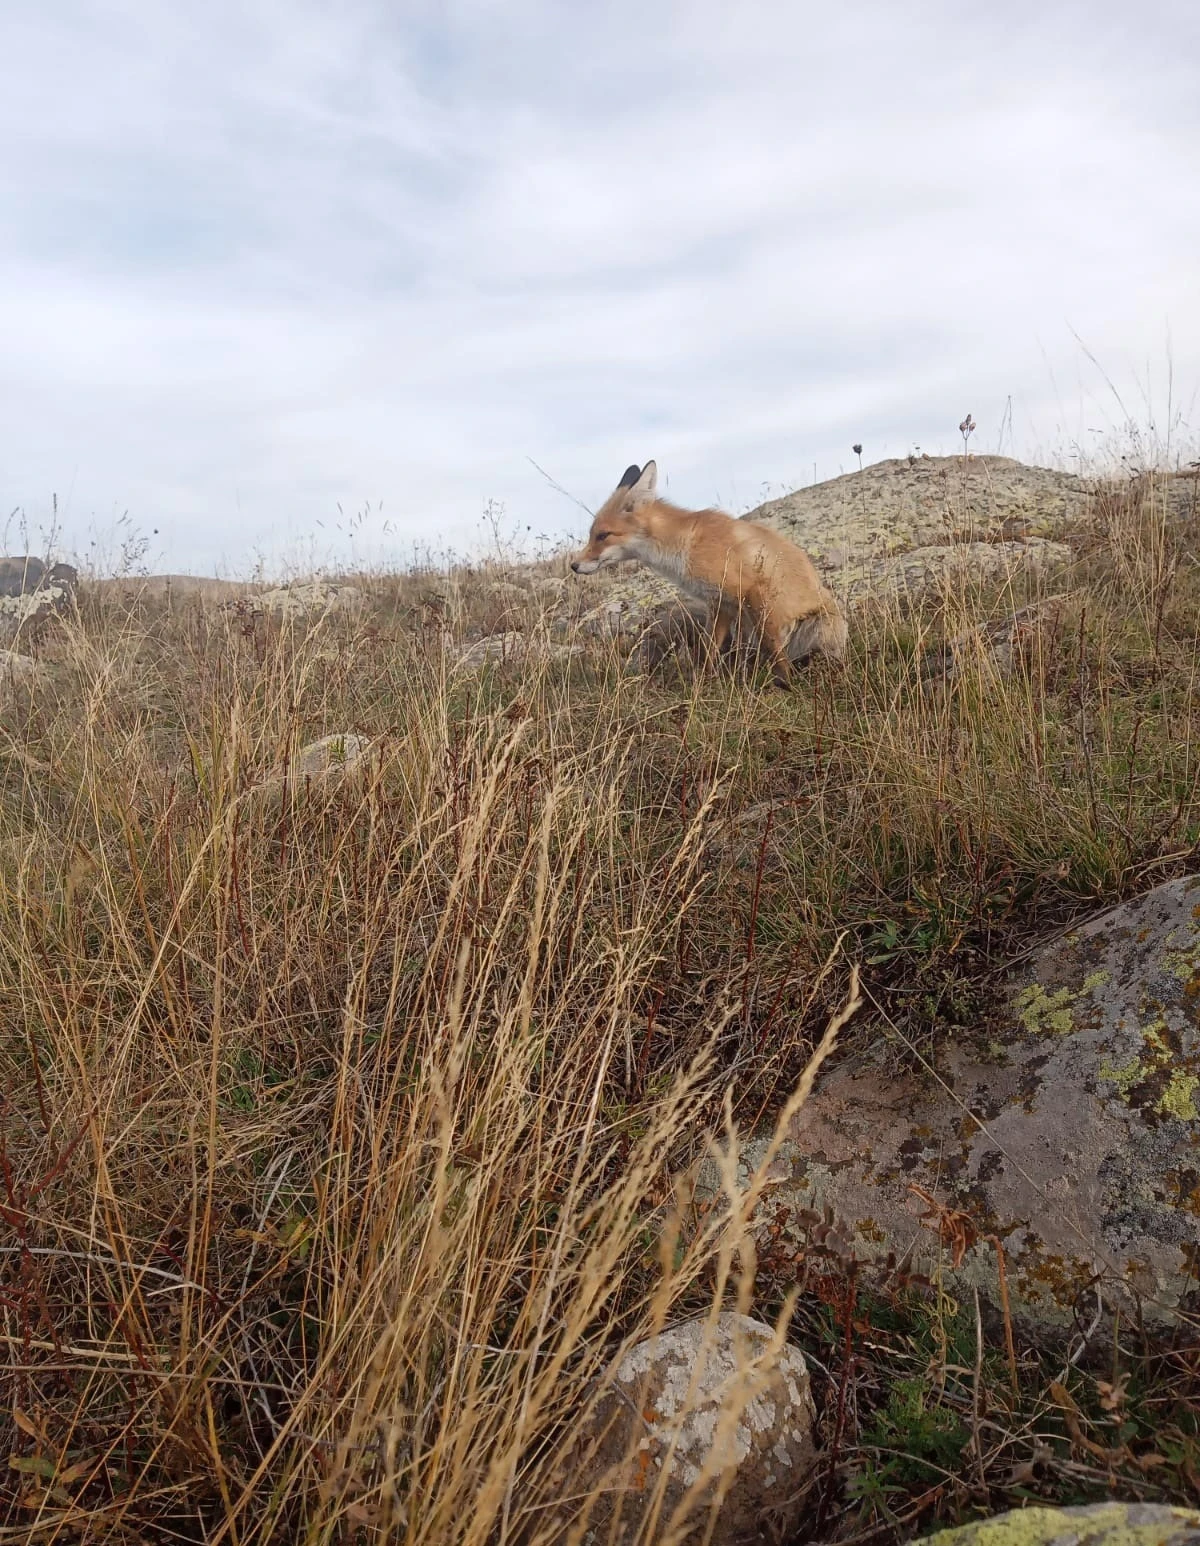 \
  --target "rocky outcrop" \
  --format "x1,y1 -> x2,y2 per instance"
698,877 -> 1200,1340
745,456 -> 1082,609
746,454 -> 1092,562
570,1312 -> 817,1544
